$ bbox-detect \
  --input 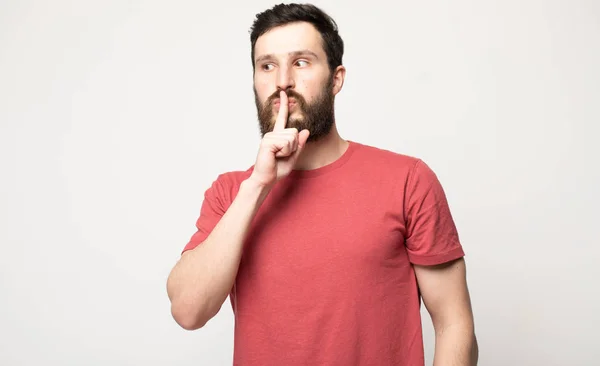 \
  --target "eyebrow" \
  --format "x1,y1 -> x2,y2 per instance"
255,50 -> 319,64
